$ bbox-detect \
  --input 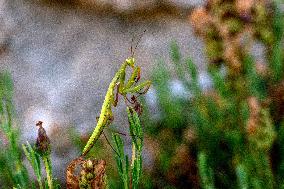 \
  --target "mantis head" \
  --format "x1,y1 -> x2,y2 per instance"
126,57 -> 135,68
